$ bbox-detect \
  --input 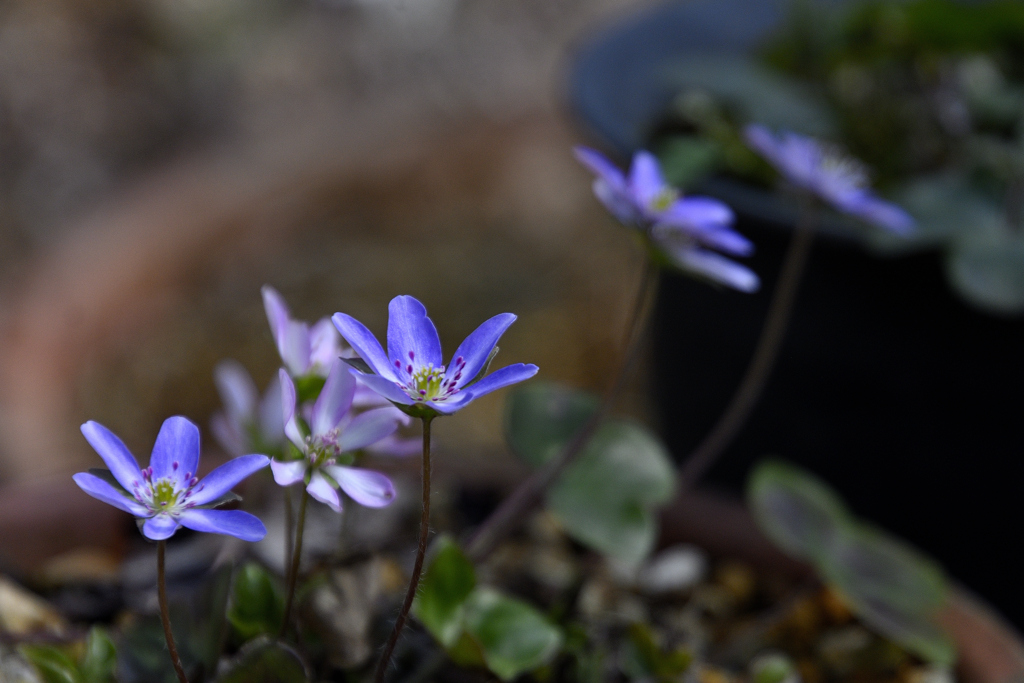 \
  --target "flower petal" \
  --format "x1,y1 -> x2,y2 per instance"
338,407 -> 400,451
72,472 -> 148,516
366,434 -> 422,457
331,313 -> 396,380
211,413 -> 246,457
594,178 -> 644,225
80,421 -> 143,491
350,370 -> 415,405
150,416 -> 201,485
628,151 -> 667,207
445,313 -> 516,389
271,459 -> 307,486
387,295 -> 443,369
325,466 -> 396,508
188,454 -> 269,506
262,285 -> 290,348
436,363 -> 539,413
179,509 -> 267,541
309,318 -> 343,375
667,245 -> 761,293
143,514 -> 180,540
312,359 -> 357,436
660,196 -> 735,229
258,374 -> 286,446
307,471 -> 342,512
214,360 -> 257,426
574,146 -> 628,192
843,194 -> 916,234
652,222 -> 754,257
279,369 -> 305,450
